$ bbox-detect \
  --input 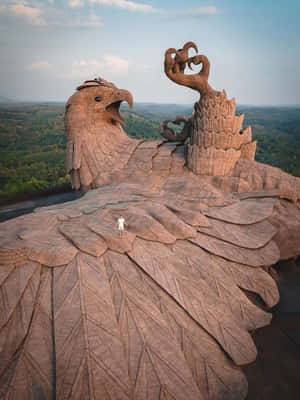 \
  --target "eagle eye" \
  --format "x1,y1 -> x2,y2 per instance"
95,96 -> 102,102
